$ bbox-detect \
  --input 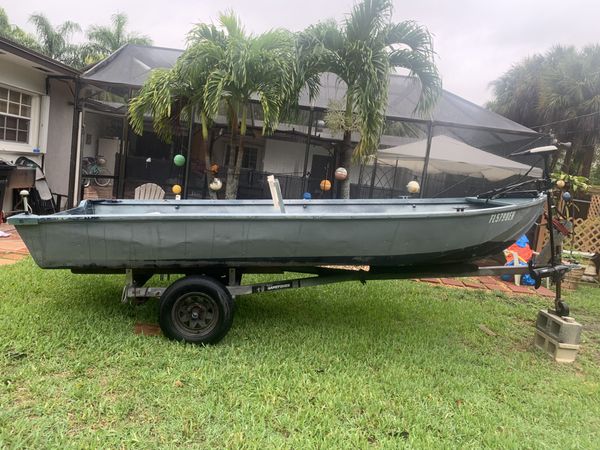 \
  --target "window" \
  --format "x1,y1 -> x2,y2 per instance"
225,146 -> 260,170
0,87 -> 32,144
